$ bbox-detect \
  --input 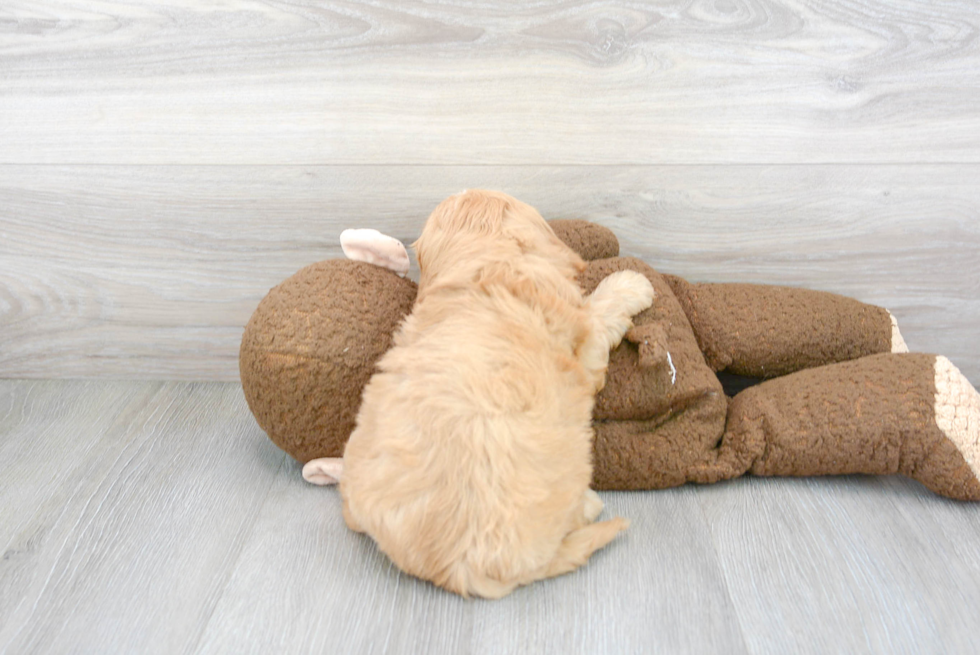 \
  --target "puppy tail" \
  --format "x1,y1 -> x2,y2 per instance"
539,517 -> 630,580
